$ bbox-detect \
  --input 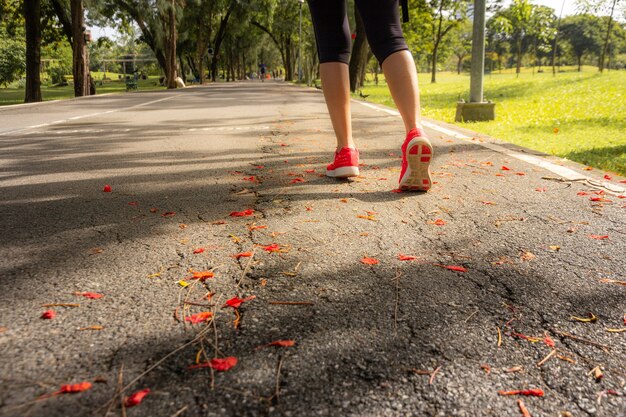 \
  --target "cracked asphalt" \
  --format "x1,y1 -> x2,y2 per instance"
0,82 -> 624,417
